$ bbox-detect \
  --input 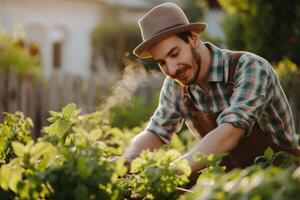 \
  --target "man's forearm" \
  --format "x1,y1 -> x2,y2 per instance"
123,131 -> 164,163
180,123 -> 245,172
